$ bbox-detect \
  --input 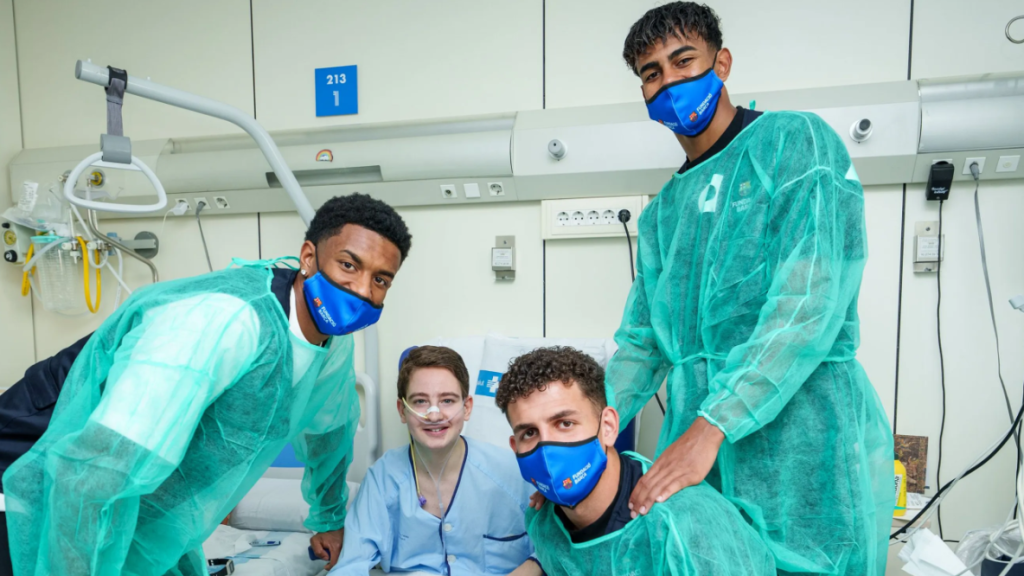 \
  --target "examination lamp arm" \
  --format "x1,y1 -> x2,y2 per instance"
73,60 -> 316,227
